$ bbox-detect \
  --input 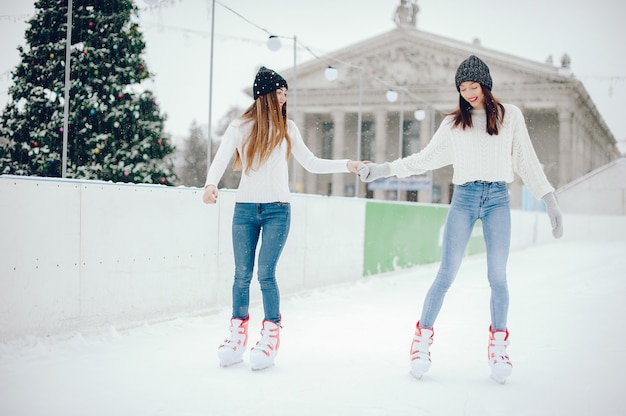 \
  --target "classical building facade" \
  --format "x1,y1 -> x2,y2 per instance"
263,2 -> 622,207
